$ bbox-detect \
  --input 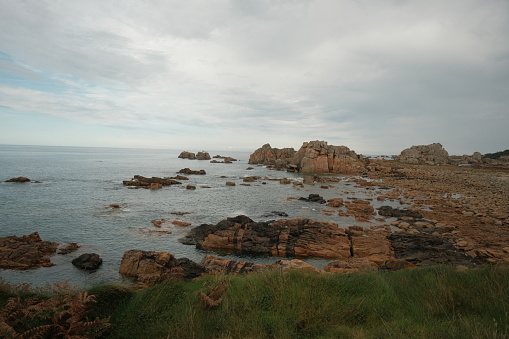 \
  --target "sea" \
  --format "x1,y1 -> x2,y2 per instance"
0,144 -> 399,288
